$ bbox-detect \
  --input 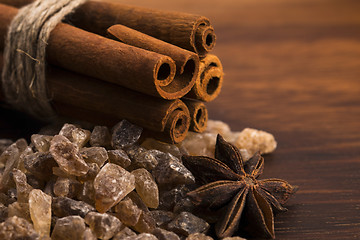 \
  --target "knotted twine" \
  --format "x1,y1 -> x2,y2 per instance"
2,0 -> 88,120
